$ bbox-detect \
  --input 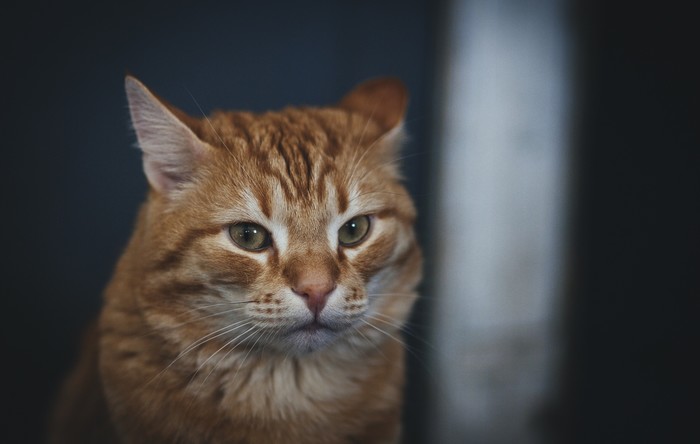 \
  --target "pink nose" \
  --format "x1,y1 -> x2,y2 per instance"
292,277 -> 336,316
